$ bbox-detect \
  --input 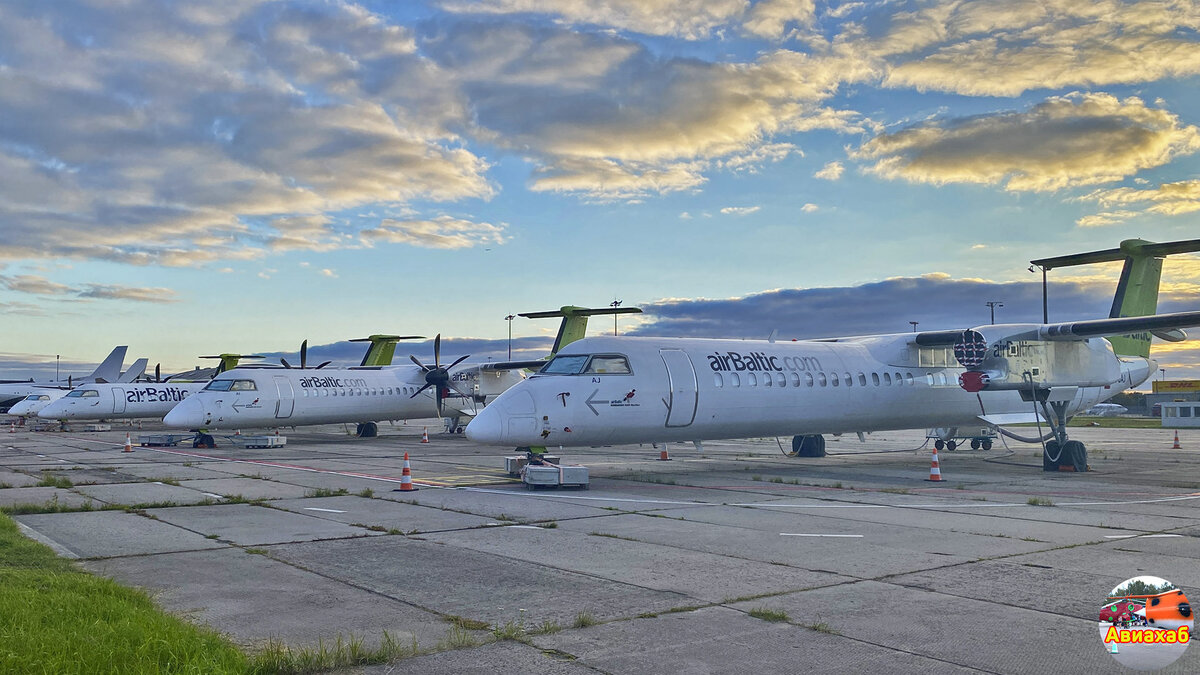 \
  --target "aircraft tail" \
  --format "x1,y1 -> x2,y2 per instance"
519,305 -> 644,354
118,358 -> 148,382
1032,238 -> 1200,358
350,335 -> 424,367
84,346 -> 128,383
